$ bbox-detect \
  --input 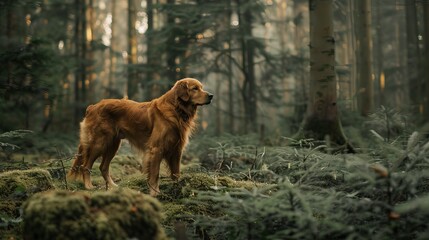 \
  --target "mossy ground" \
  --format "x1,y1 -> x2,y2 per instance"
2,128 -> 427,239
0,139 -> 269,239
